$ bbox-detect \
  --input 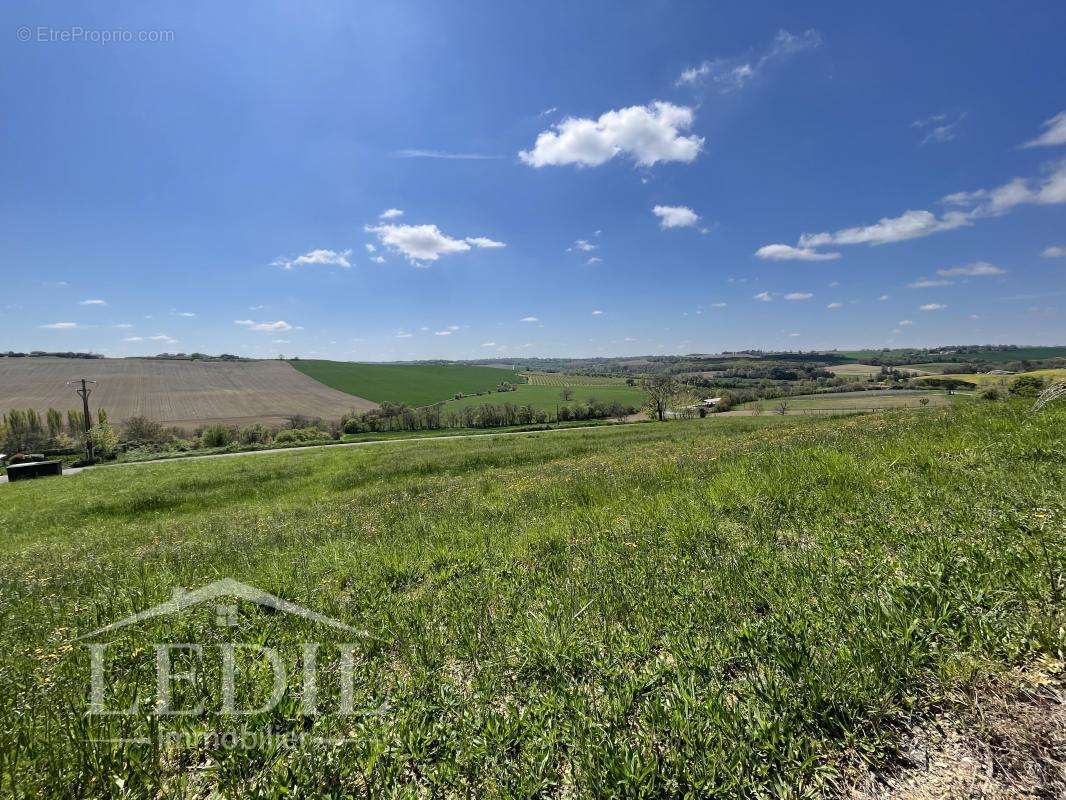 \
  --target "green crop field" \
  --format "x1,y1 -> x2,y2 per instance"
0,402 -> 1062,796
523,372 -> 631,387
442,383 -> 647,414
739,389 -> 954,412
289,360 -> 522,407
